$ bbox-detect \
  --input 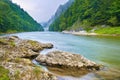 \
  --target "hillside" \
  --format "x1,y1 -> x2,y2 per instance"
44,0 -> 74,31
49,0 -> 120,34
0,0 -> 43,33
